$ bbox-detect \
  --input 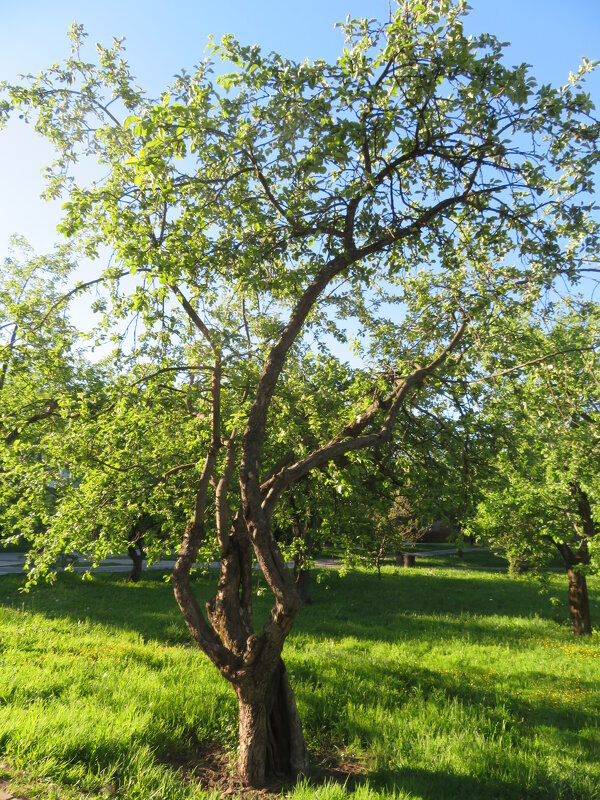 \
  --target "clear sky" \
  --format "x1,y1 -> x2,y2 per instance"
1,0 -> 599,260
